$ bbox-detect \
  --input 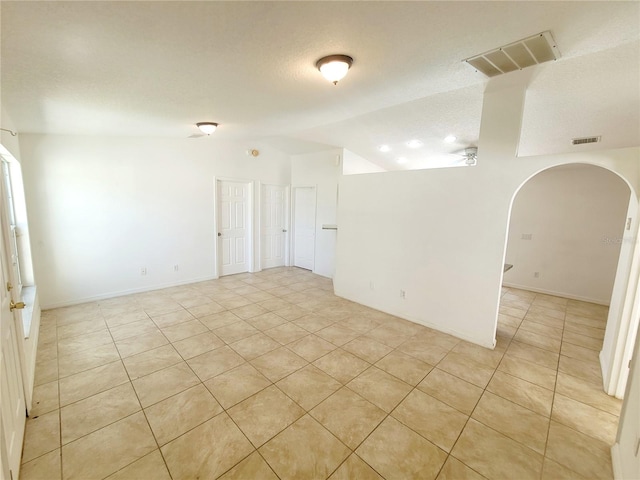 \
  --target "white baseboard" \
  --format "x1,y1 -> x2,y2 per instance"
502,282 -> 609,306
333,288 -> 496,349
600,349 -> 614,396
40,275 -> 219,310
611,443 -> 622,480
